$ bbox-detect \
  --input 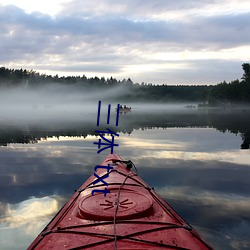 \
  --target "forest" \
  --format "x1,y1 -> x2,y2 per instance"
0,63 -> 249,104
